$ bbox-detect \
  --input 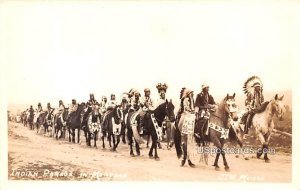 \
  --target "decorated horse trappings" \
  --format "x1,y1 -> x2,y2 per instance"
101,105 -> 123,151
54,107 -> 69,140
127,100 -> 175,159
175,93 -> 244,170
